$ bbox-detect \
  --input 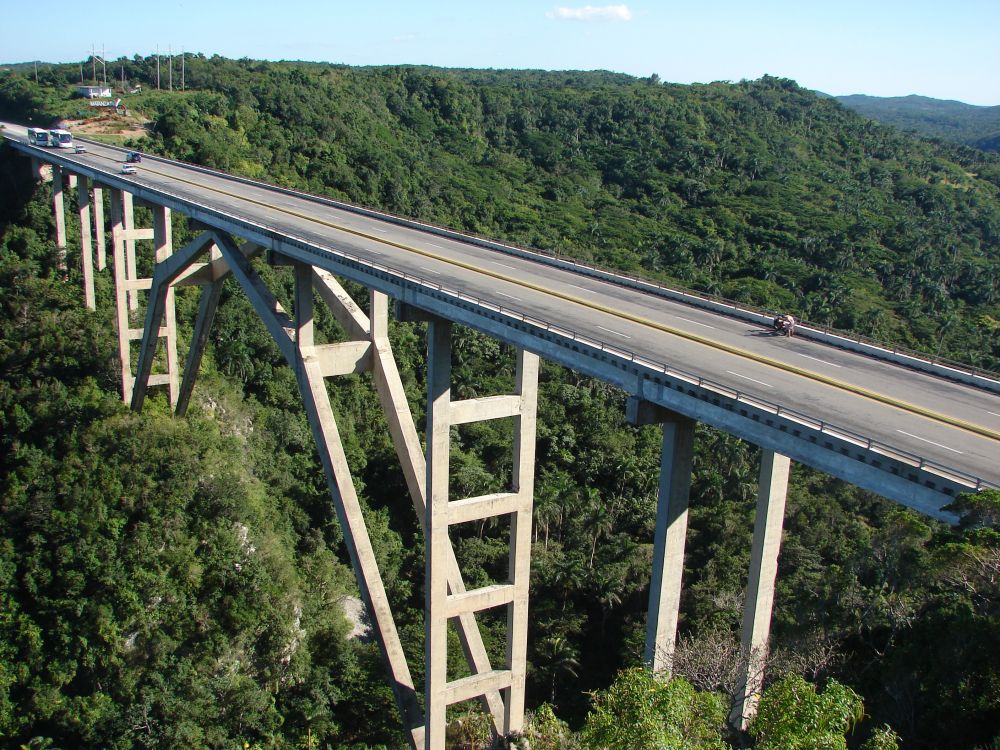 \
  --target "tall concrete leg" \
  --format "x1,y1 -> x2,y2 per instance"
122,191 -> 139,311
176,276 -> 222,417
92,186 -> 106,271
52,164 -> 66,269
153,207 -> 179,405
77,175 -> 95,310
368,290 -> 506,731
175,241 -> 262,417
425,319 -> 539,749
211,250 -> 427,744
505,349 -> 539,734
729,450 -> 791,730
625,397 -> 696,675
109,192 -> 174,406
290,267 -> 422,749
425,319 -> 453,750
109,190 -> 133,402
